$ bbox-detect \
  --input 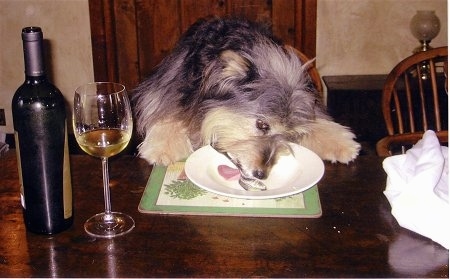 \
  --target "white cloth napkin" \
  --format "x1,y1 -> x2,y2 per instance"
383,130 -> 449,249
